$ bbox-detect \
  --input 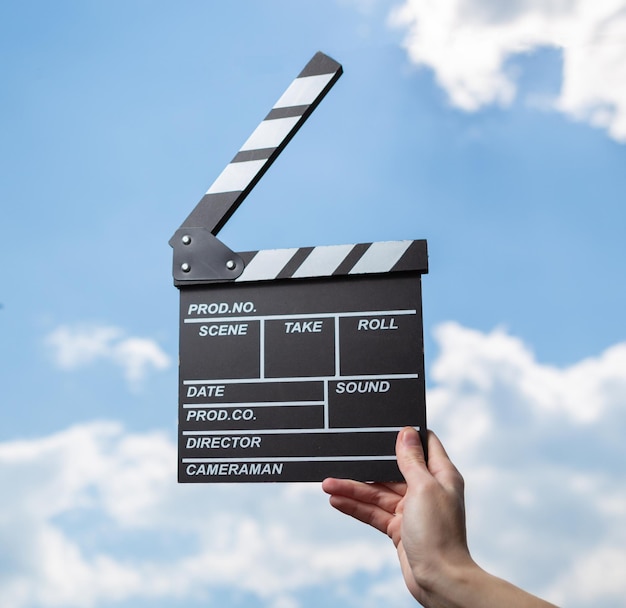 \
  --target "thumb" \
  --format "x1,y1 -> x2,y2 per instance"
396,427 -> 429,484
